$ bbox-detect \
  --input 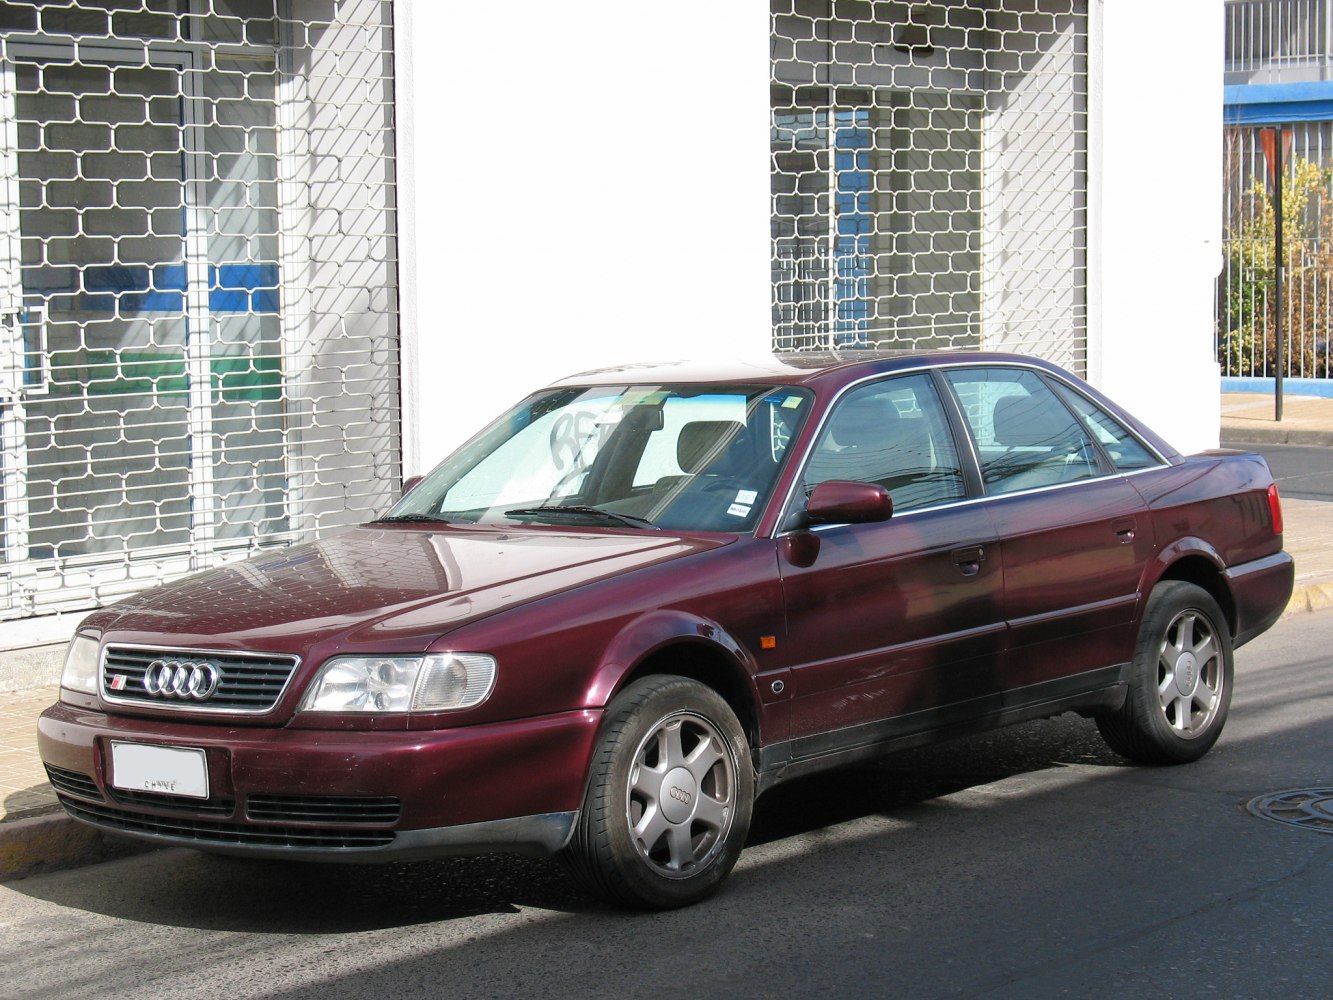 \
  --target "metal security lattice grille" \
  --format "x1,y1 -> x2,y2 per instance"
0,0 -> 399,621
1220,121 -> 1333,381
770,0 -> 1088,370
1225,0 -> 1331,84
